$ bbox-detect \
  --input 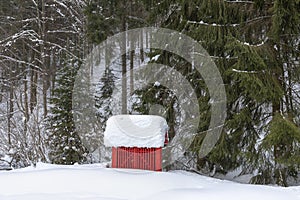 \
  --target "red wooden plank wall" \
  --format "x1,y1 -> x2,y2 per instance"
111,147 -> 162,171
